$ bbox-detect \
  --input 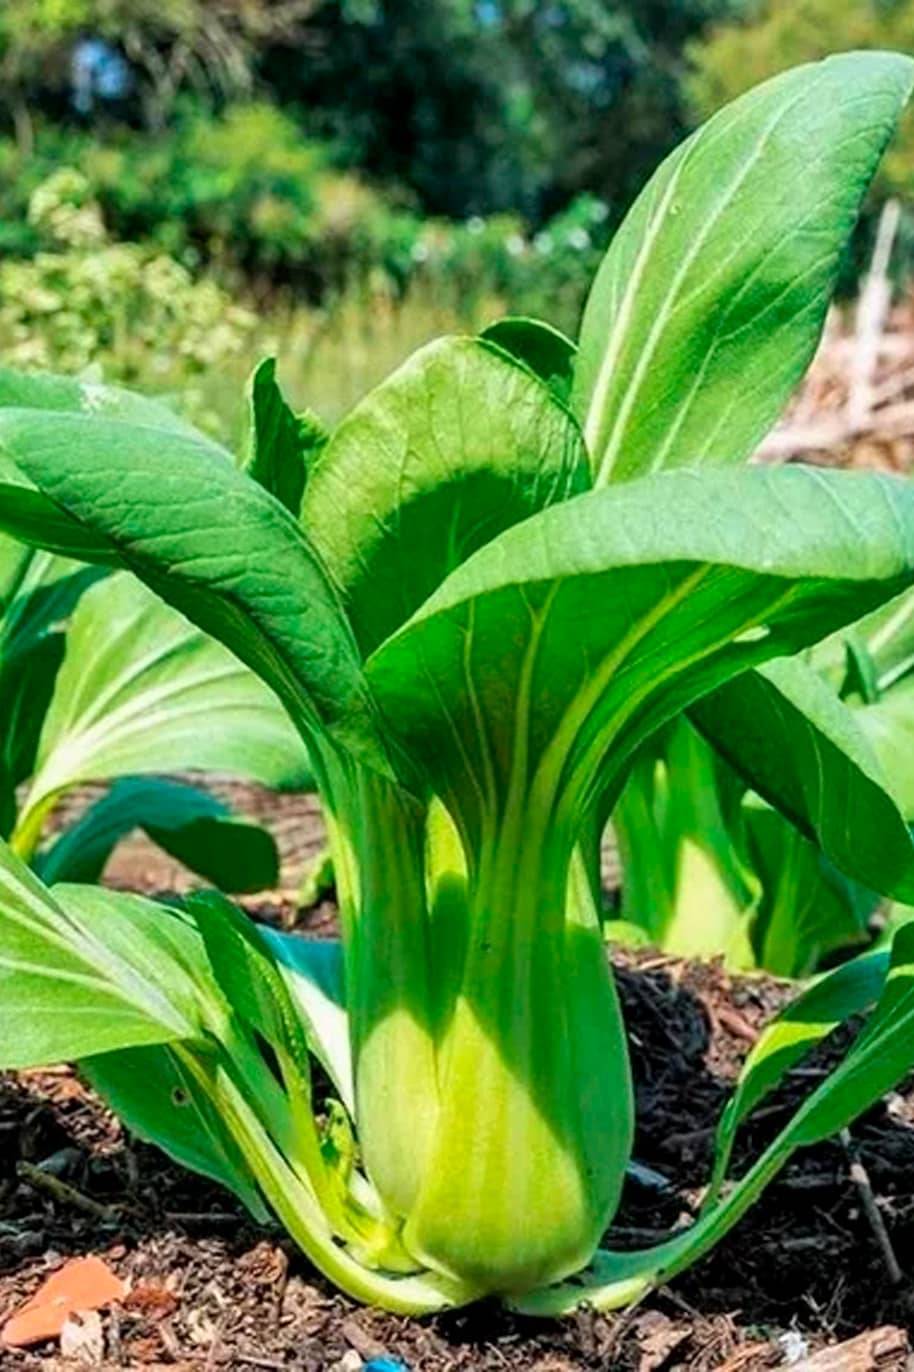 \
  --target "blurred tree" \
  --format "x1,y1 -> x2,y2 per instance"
260,0 -> 742,221
0,0 -> 317,142
260,0 -> 537,218
492,0 -> 746,215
